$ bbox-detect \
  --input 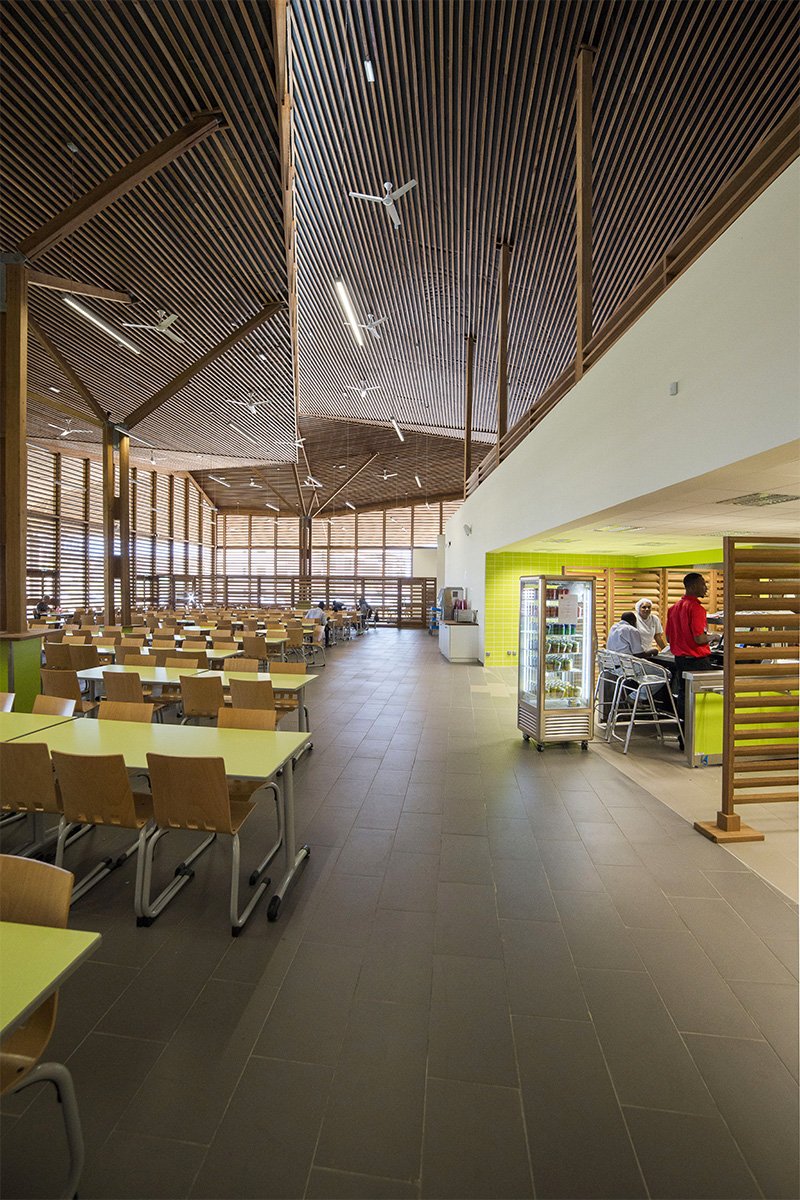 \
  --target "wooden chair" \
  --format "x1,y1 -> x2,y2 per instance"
179,674 -> 227,724
44,641 -> 72,671
68,643 -> 100,672
117,639 -> 145,654
218,706 -> 276,732
51,751 -> 153,905
169,651 -> 208,669
242,634 -> 268,664
0,855 -> 86,1200
0,740 -> 67,852
224,658 -> 259,674
0,692 -> 14,712
43,629 -> 66,644
102,671 -> 169,720
182,639 -> 209,651
32,695 -> 76,717
284,628 -> 305,661
139,753 -> 276,935
98,700 -> 155,723
229,677 -> 275,712
40,670 -> 99,716
268,660 -> 310,727
306,624 -> 327,667
129,626 -> 149,638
